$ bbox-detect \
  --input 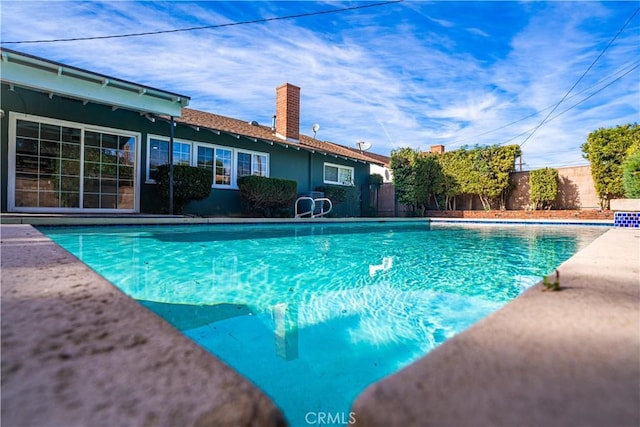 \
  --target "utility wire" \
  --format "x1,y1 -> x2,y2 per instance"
518,6 -> 639,148
1,0 -> 403,45
446,58 -> 640,148
495,61 -> 639,147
